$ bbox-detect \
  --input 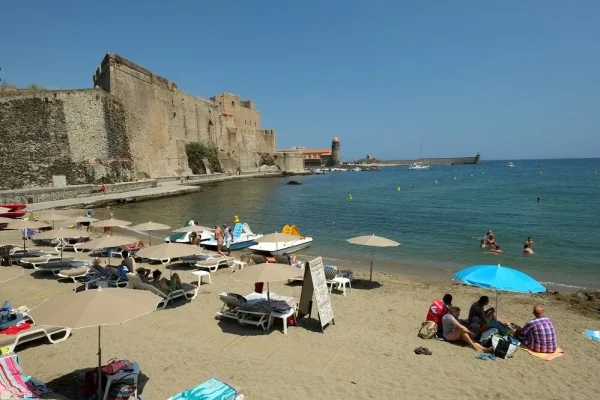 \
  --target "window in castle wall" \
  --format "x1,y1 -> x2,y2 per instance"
232,101 -> 235,106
